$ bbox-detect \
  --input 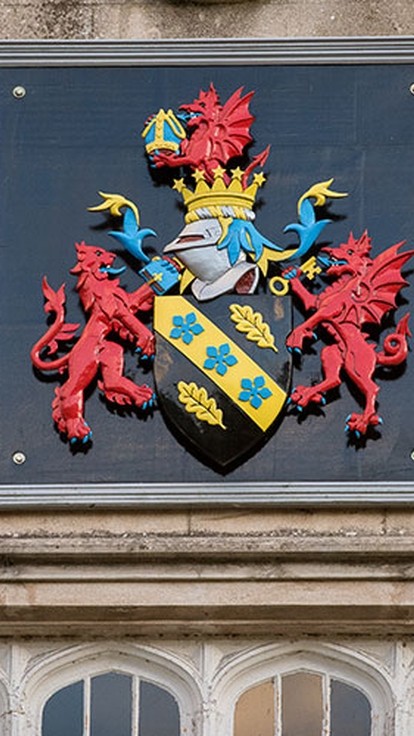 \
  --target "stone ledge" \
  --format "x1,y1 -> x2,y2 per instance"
0,533 -> 413,634
0,604 -> 413,637
2,533 -> 414,560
